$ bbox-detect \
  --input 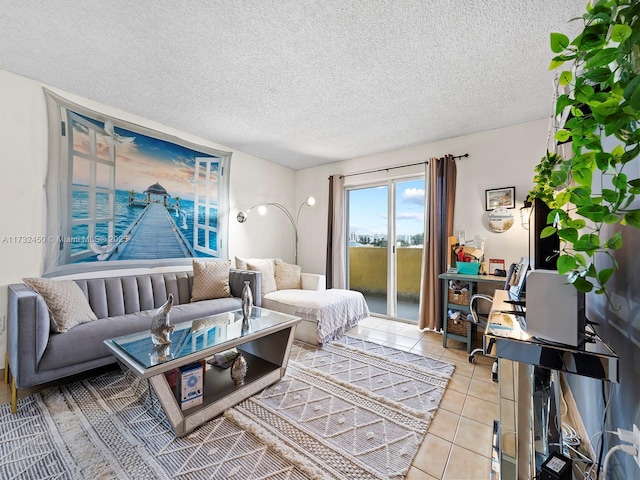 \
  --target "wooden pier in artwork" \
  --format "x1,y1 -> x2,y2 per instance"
109,202 -> 195,260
